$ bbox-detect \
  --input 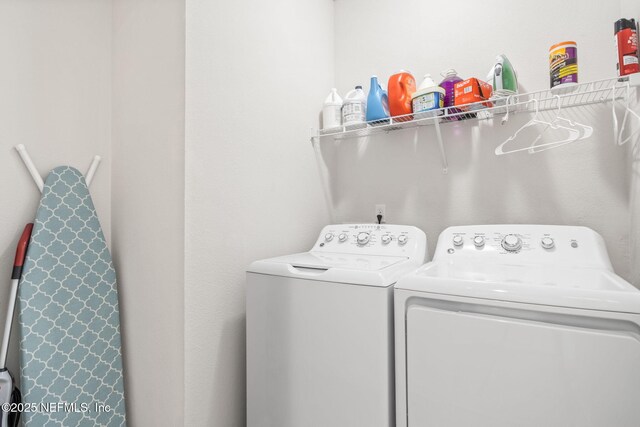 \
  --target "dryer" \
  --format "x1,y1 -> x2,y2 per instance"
247,224 -> 426,427
395,225 -> 640,427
